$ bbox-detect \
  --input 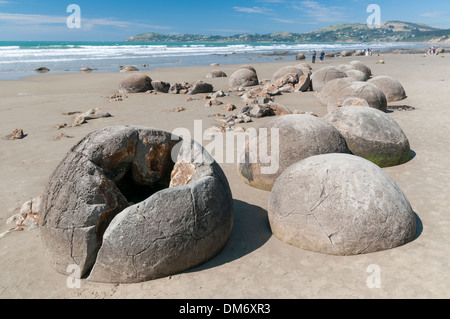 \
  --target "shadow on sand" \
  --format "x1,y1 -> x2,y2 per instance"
185,199 -> 272,273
